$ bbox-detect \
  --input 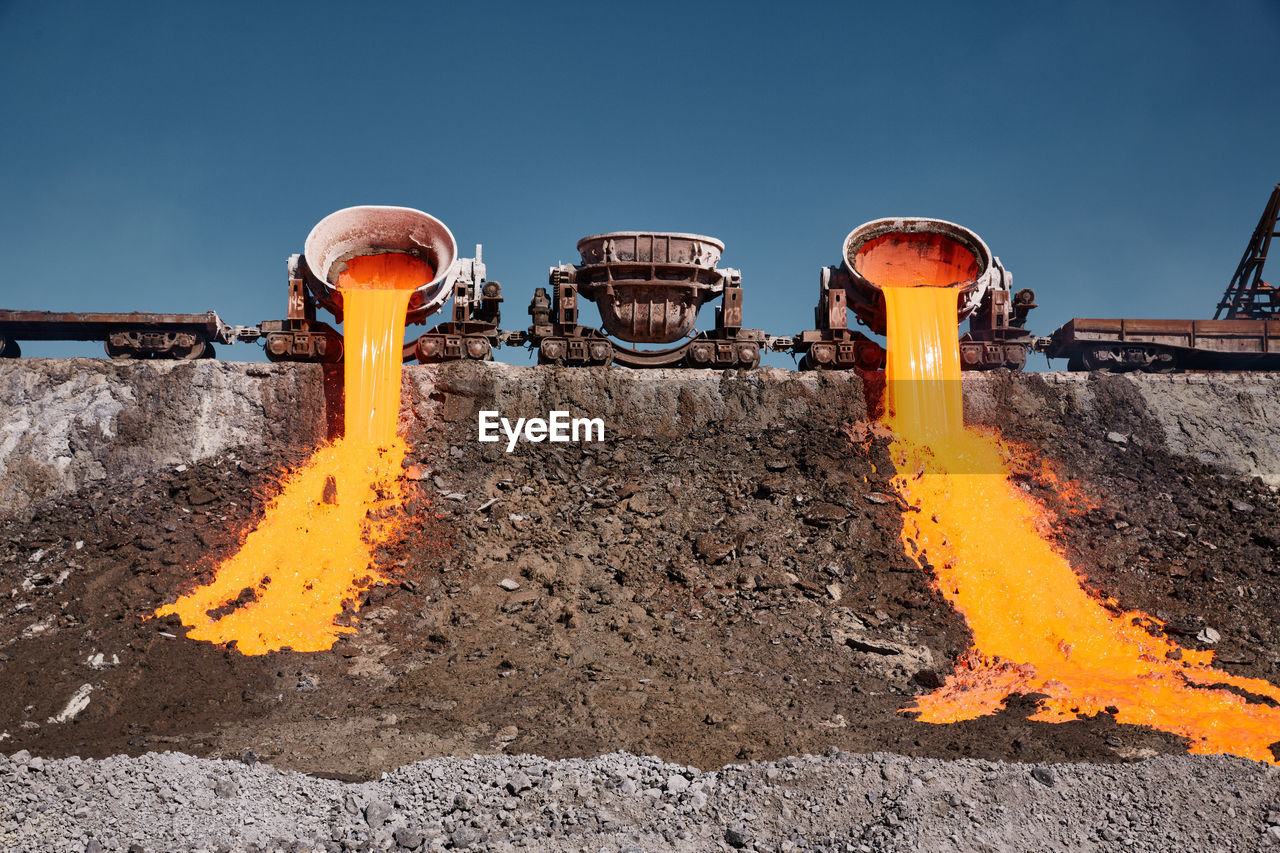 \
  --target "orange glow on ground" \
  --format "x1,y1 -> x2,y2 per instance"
880,271 -> 1280,763
156,253 -> 431,655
